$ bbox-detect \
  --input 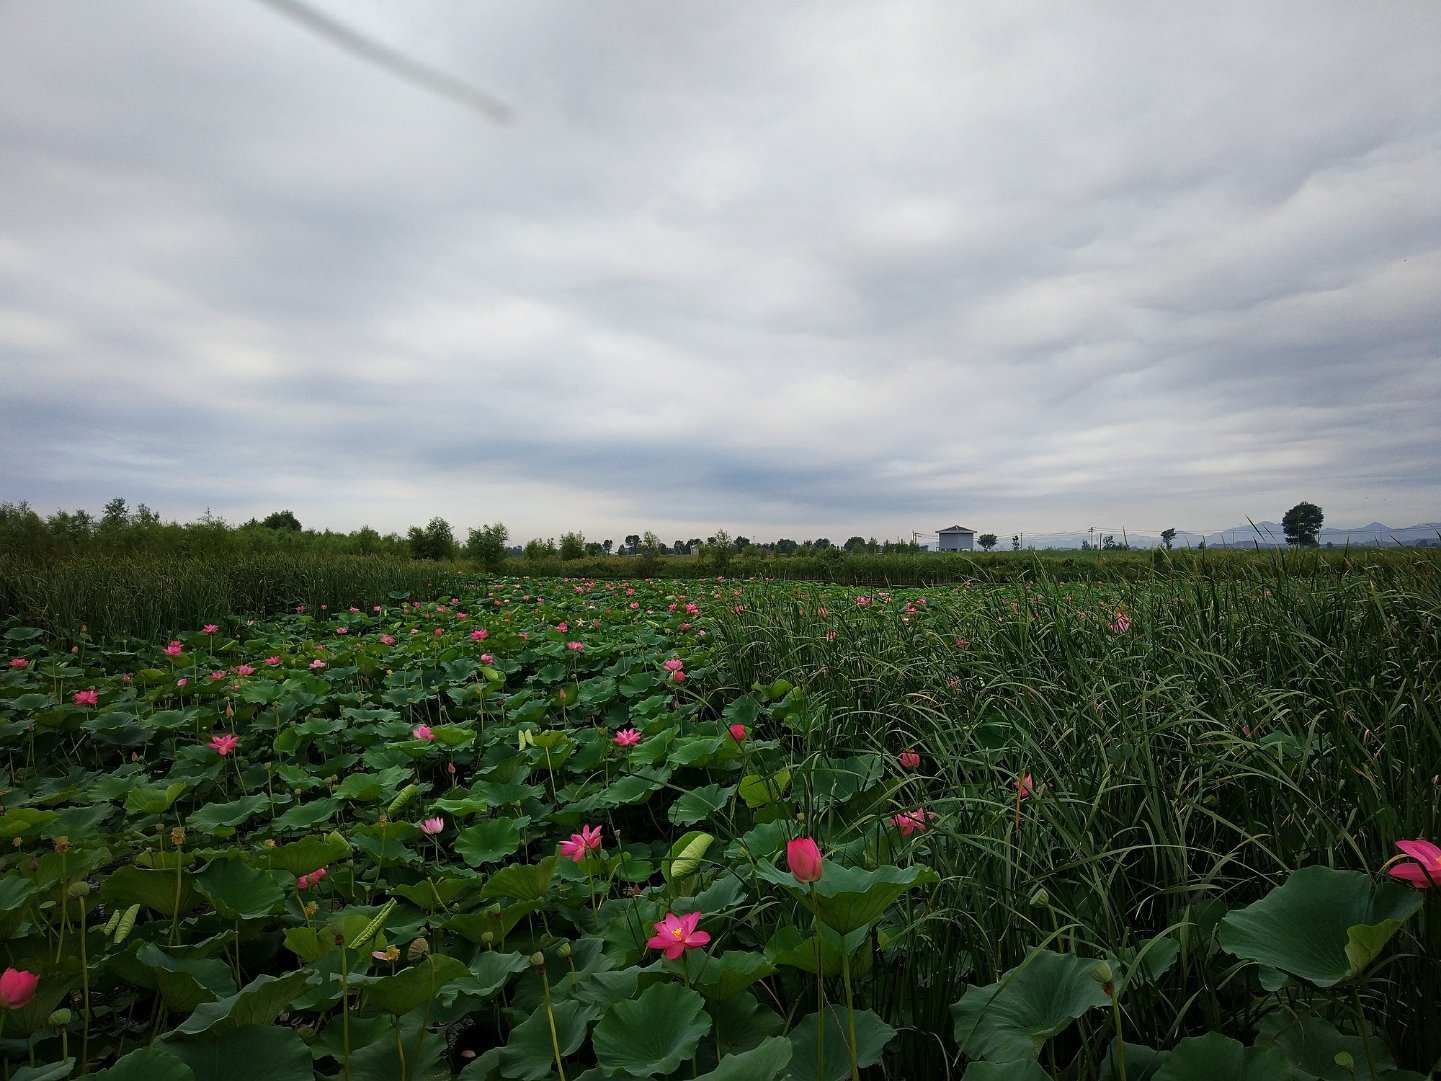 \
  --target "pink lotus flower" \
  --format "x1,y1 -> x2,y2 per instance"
202,624 -> 218,635
265,656 -> 281,666
1389,839 -> 1441,889
9,658 -> 28,669
210,670 -> 226,681
234,664 -> 254,676
787,837 -> 823,884
728,723 -> 747,743
614,728 -> 642,747
1013,774 -> 1034,798
0,967 -> 39,1009
413,724 -> 434,741
309,659 -> 326,669
892,808 -> 937,838
480,653 -> 493,663
559,824 -> 603,862
73,689 -> 99,707
420,817 -> 445,836
380,635 -> 395,645
335,627 -> 348,636
471,629 -> 488,640
1108,612 -> 1132,634
662,658 -> 684,672
899,750 -> 920,770
210,733 -> 238,756
296,867 -> 327,890
646,912 -> 710,960
555,622 -> 568,633
164,640 -> 184,657
566,641 -> 584,651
